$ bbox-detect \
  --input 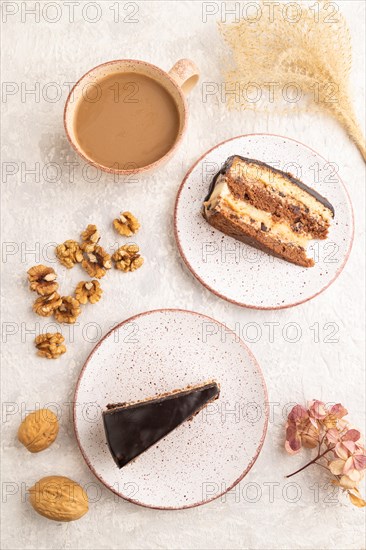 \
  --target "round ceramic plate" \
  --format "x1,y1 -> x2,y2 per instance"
74,309 -> 268,509
174,134 -> 354,309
